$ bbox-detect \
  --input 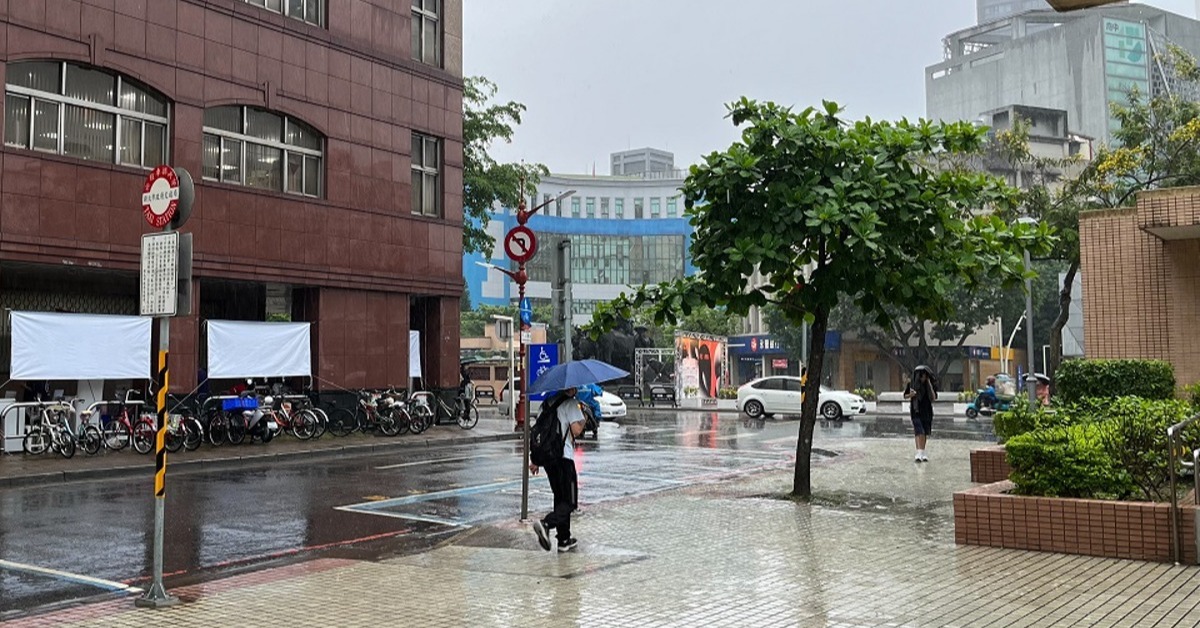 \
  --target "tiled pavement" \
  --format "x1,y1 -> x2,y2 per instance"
9,438 -> 1200,627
